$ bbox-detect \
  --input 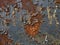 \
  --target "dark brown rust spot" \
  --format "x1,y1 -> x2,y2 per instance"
0,33 -> 13,45
55,0 -> 60,4
22,0 -> 36,13
0,0 -> 16,8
